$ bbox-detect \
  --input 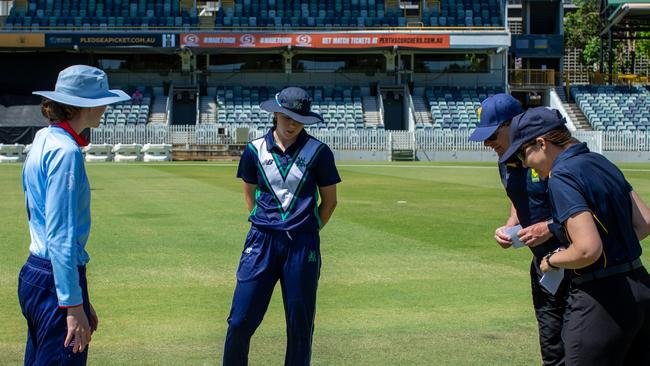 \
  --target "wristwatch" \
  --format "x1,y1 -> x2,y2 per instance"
544,252 -> 559,270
